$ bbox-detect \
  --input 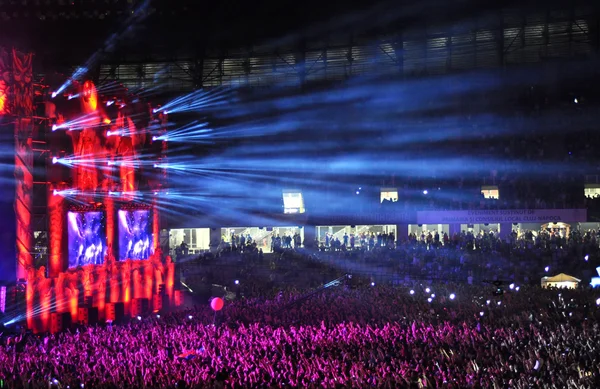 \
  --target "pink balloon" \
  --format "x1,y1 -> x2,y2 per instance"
210,297 -> 224,311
